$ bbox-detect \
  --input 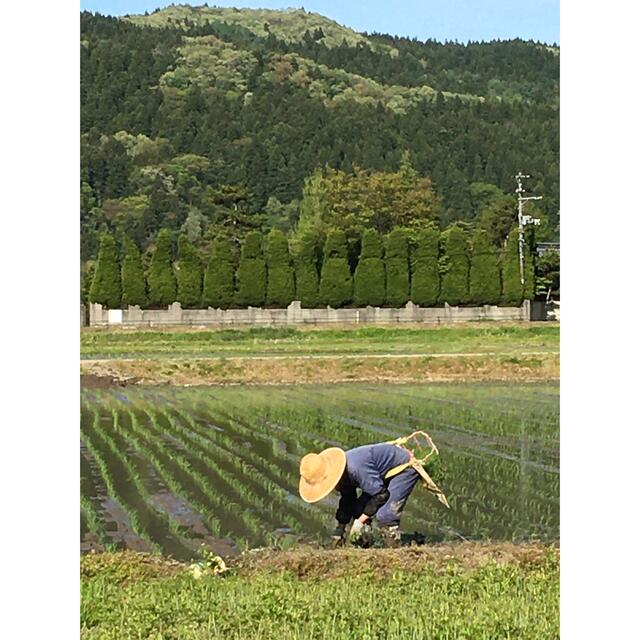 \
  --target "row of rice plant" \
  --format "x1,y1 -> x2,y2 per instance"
80,382 -> 559,554
82,403 -> 195,558
208,383 -> 559,541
